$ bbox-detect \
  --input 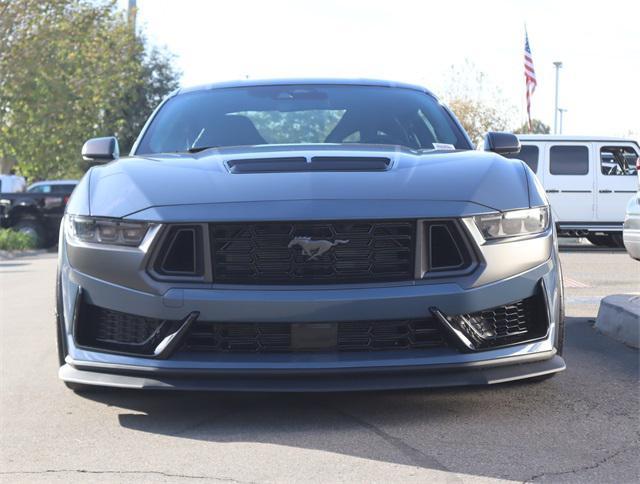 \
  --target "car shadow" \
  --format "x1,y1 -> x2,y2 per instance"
74,374 -> 580,479
80,381 -> 549,473
73,316 -> 638,480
